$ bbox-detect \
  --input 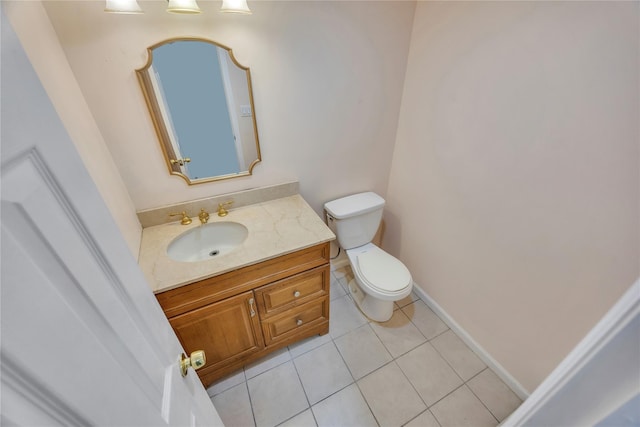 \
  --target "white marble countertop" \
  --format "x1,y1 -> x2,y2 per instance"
139,195 -> 336,294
